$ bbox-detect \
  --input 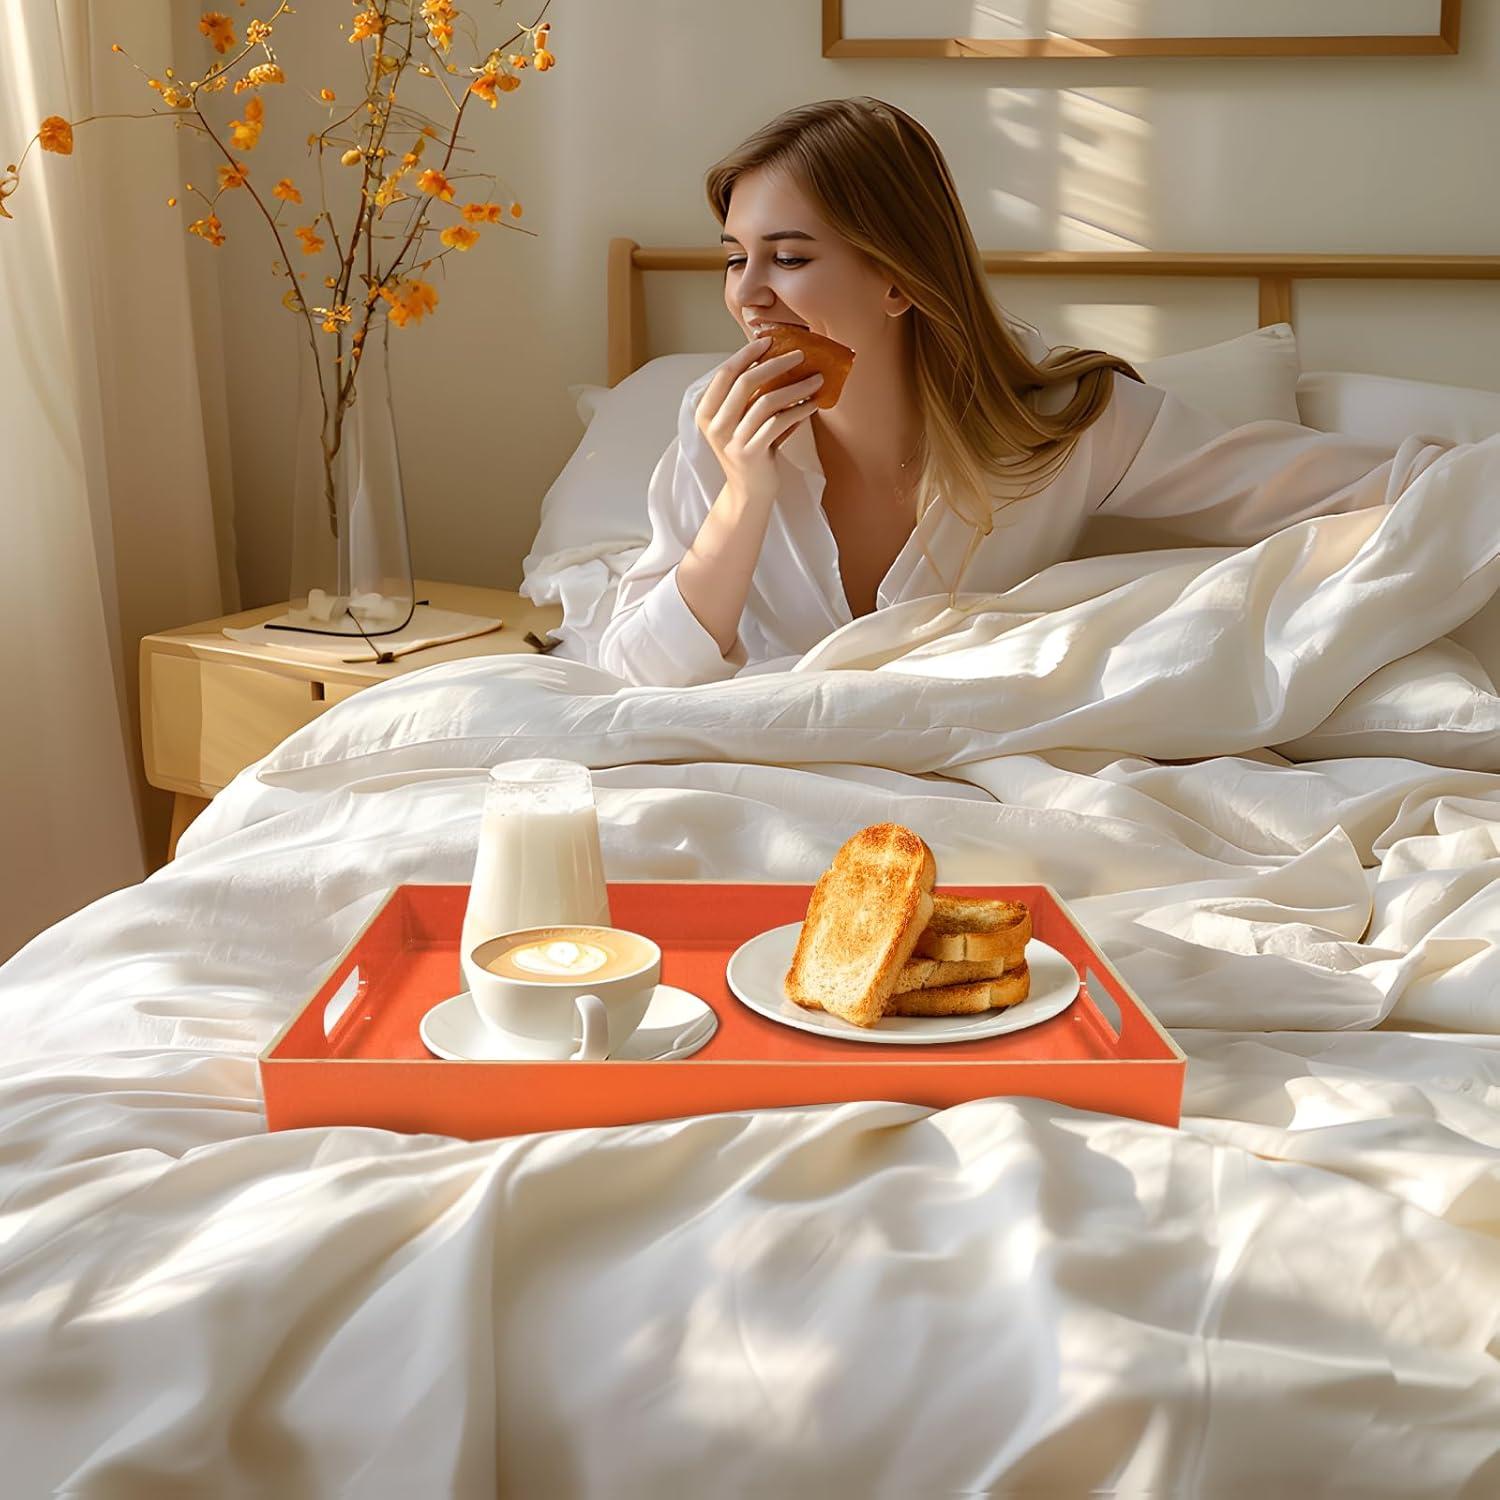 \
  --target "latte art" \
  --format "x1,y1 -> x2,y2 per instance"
510,939 -> 610,978
479,924 -> 657,984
